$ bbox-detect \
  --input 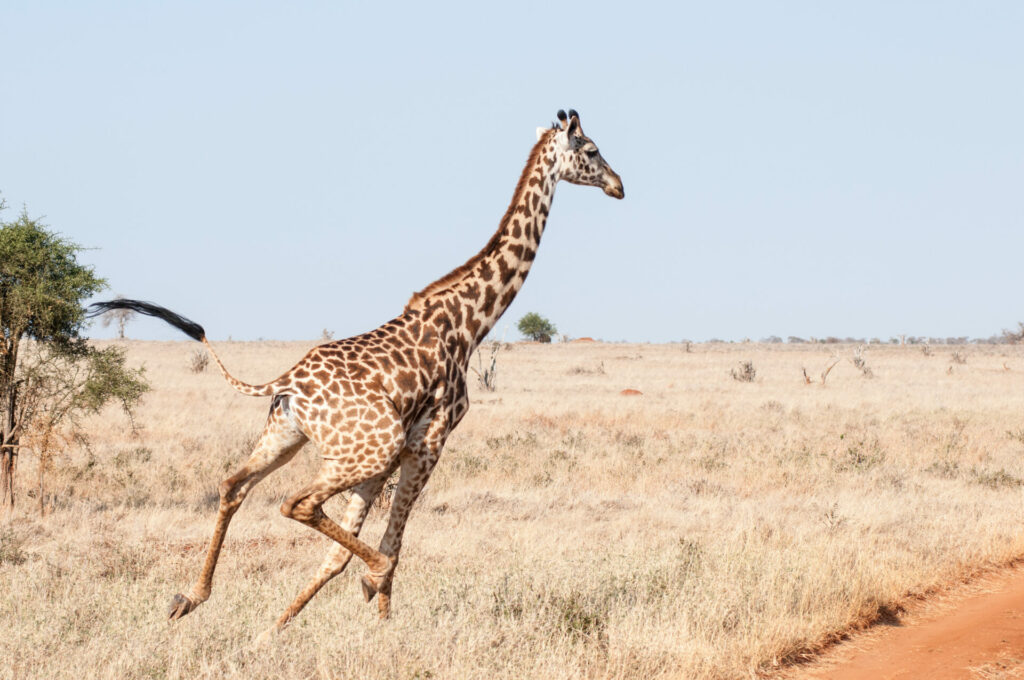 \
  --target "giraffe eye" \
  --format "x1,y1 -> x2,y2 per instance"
585,148 -> 598,158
